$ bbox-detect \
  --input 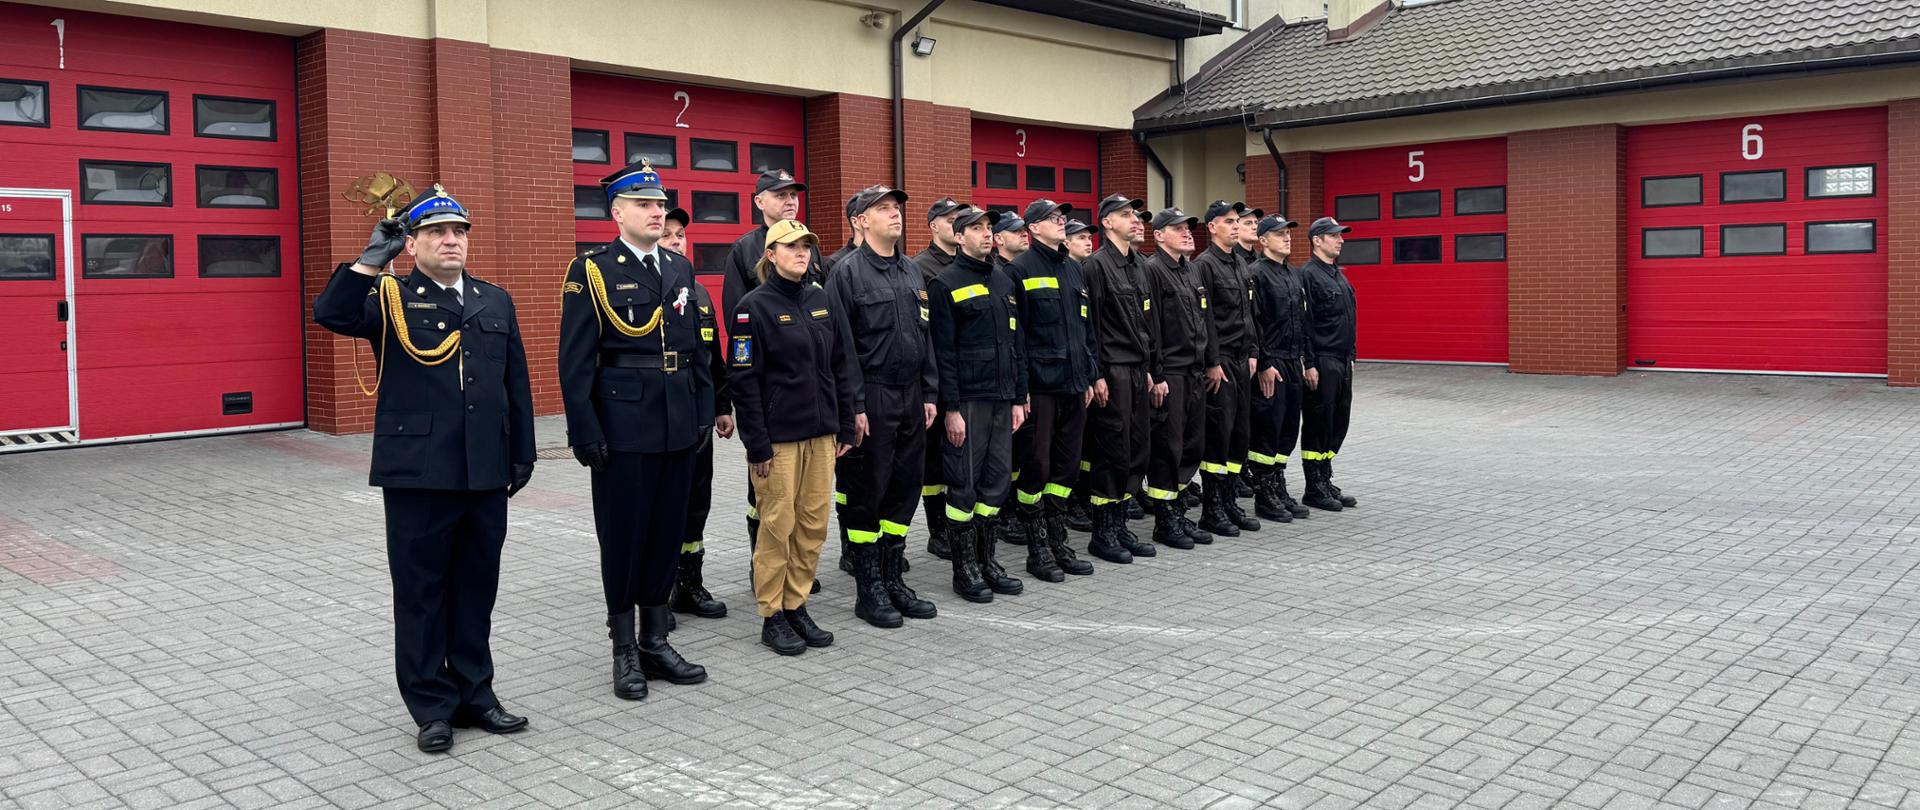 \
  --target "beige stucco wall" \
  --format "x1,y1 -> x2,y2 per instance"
28,0 -> 1179,130
1180,0 -> 1324,76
